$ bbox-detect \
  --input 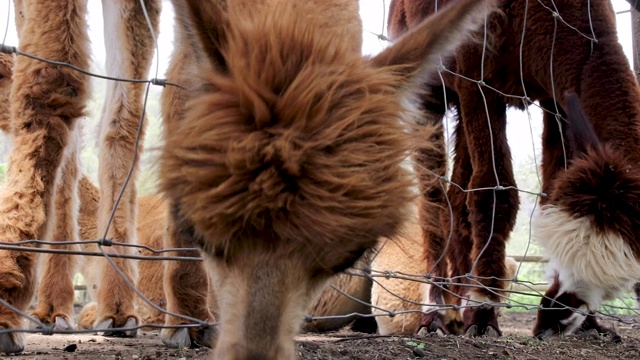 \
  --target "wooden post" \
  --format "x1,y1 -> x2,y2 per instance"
633,6 -> 640,81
